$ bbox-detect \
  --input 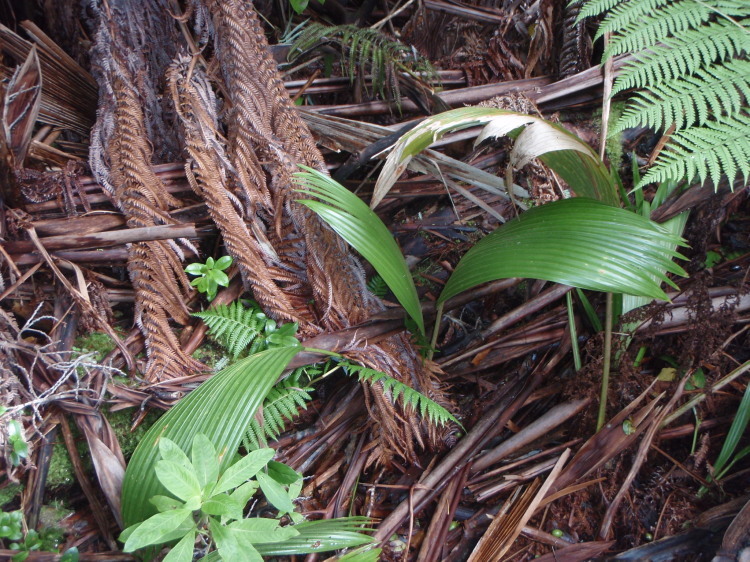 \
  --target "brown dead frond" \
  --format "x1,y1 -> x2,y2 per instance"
88,0 -> 204,380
